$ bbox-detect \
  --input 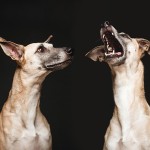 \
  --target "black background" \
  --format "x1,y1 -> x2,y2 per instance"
0,0 -> 150,150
